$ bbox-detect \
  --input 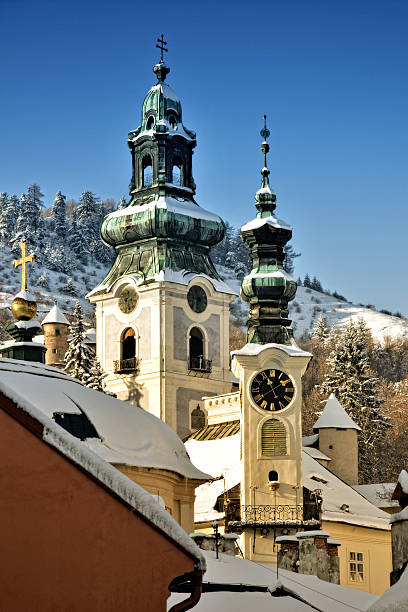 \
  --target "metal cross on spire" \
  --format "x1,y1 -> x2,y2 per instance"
156,34 -> 168,63
260,115 -> 271,170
